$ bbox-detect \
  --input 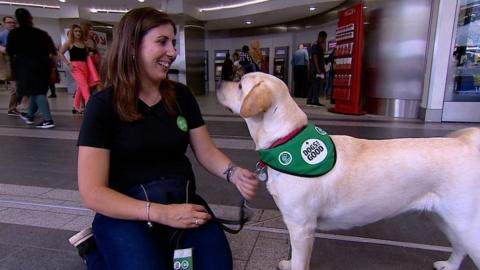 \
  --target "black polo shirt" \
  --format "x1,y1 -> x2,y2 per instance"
78,82 -> 205,193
